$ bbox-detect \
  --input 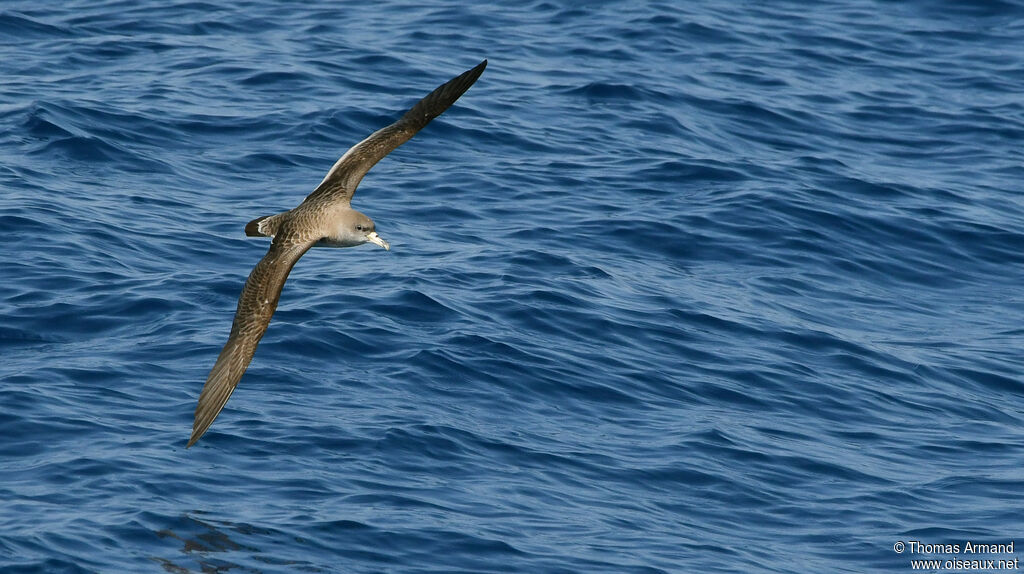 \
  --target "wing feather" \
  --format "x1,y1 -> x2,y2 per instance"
302,59 -> 486,206
187,60 -> 487,447
187,236 -> 313,447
